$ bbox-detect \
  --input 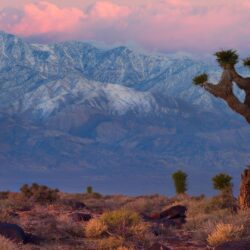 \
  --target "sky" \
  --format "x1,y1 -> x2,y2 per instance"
0,0 -> 250,53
